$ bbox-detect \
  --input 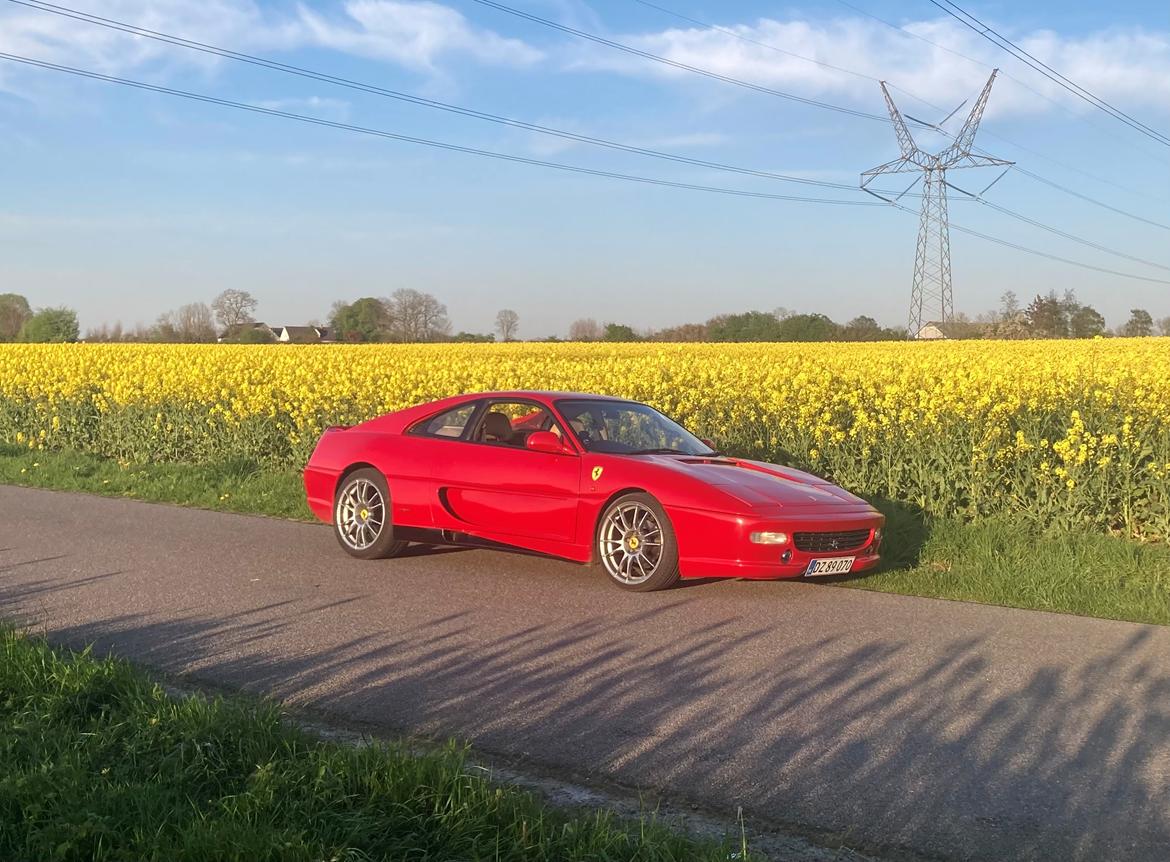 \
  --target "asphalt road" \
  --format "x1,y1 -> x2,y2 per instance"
2,486 -> 1168,861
